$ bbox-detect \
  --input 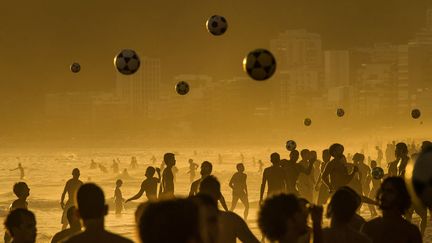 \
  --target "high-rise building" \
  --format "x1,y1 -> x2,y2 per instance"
116,57 -> 161,118
270,29 -> 323,69
324,50 -> 350,88
427,8 -> 432,30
